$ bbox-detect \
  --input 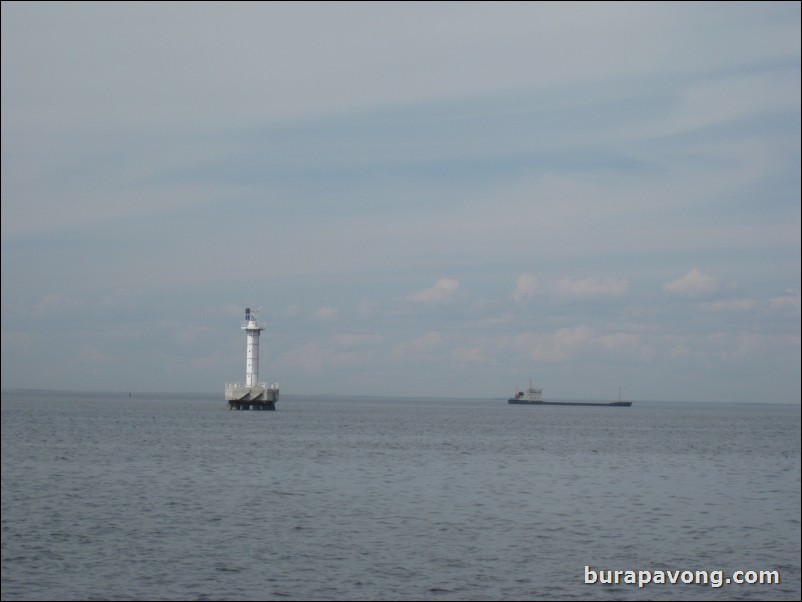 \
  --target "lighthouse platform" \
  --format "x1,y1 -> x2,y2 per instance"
225,382 -> 279,410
